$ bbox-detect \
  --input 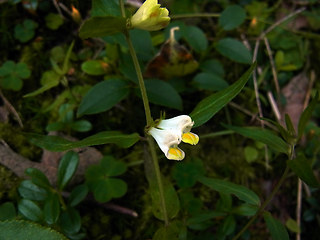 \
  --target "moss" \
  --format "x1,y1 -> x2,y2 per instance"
0,123 -> 42,160
0,165 -> 20,201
